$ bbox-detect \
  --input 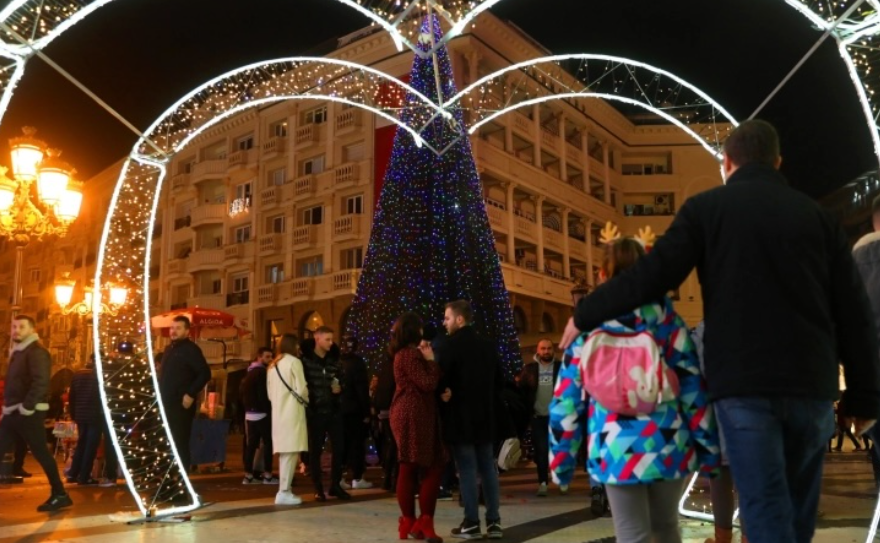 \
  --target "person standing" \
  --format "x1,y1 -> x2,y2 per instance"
339,333 -> 373,490
158,316 -> 211,473
267,334 -> 309,505
440,300 -> 503,540
241,347 -> 278,484
301,326 -> 351,501
374,350 -> 398,492
518,338 -> 561,497
67,355 -> 104,485
559,120 -> 880,543
391,312 -> 447,543
0,315 -> 71,511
